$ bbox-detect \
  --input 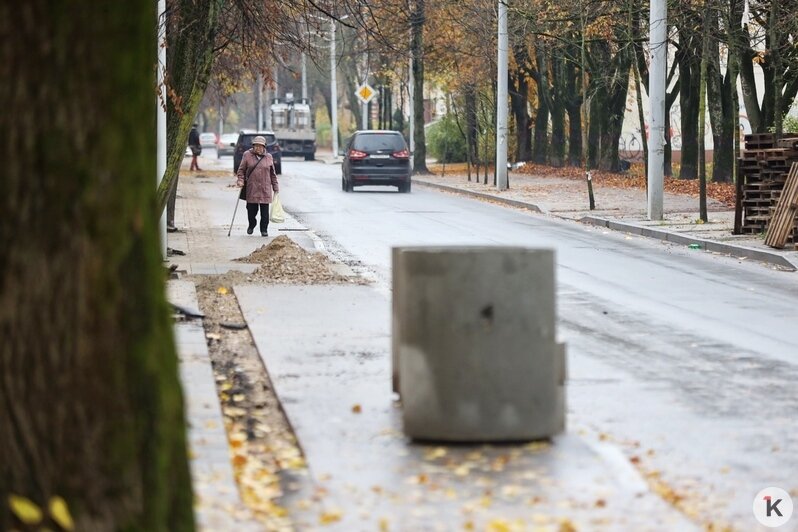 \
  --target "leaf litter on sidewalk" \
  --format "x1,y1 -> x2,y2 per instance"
188,235 -> 369,528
